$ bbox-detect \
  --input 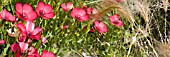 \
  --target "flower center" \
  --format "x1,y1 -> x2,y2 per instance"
27,33 -> 31,37
22,14 -> 26,18
113,21 -> 119,24
40,11 -> 44,15
75,15 -> 80,19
